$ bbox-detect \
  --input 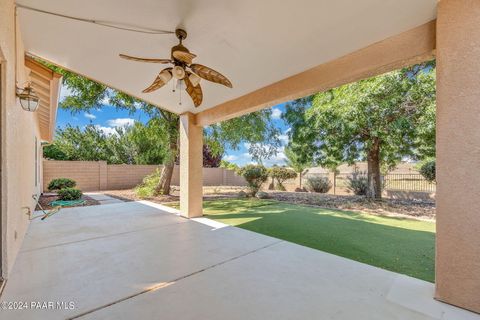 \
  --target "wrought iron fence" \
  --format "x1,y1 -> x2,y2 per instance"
303,172 -> 435,193
383,173 -> 436,192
